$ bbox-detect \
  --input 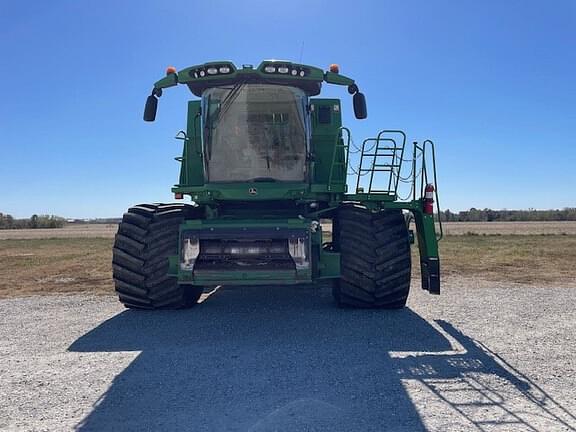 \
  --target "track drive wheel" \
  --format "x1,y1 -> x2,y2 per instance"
112,203 -> 203,309
332,204 -> 412,308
